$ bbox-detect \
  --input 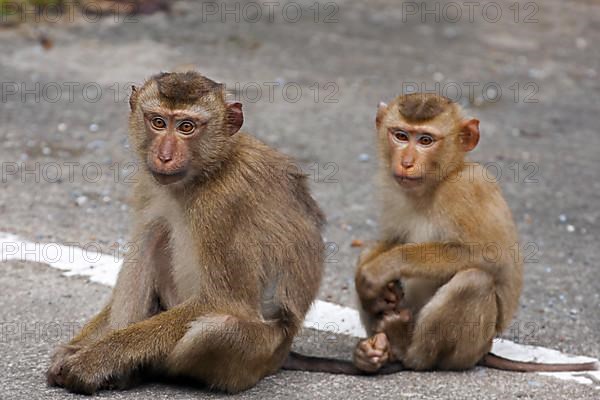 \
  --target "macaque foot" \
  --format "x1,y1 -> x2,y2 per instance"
353,332 -> 392,372
374,307 -> 412,333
